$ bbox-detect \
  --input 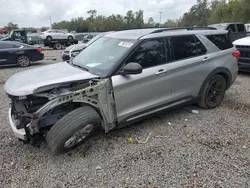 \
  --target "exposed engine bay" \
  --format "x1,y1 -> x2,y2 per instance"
8,78 -> 117,141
